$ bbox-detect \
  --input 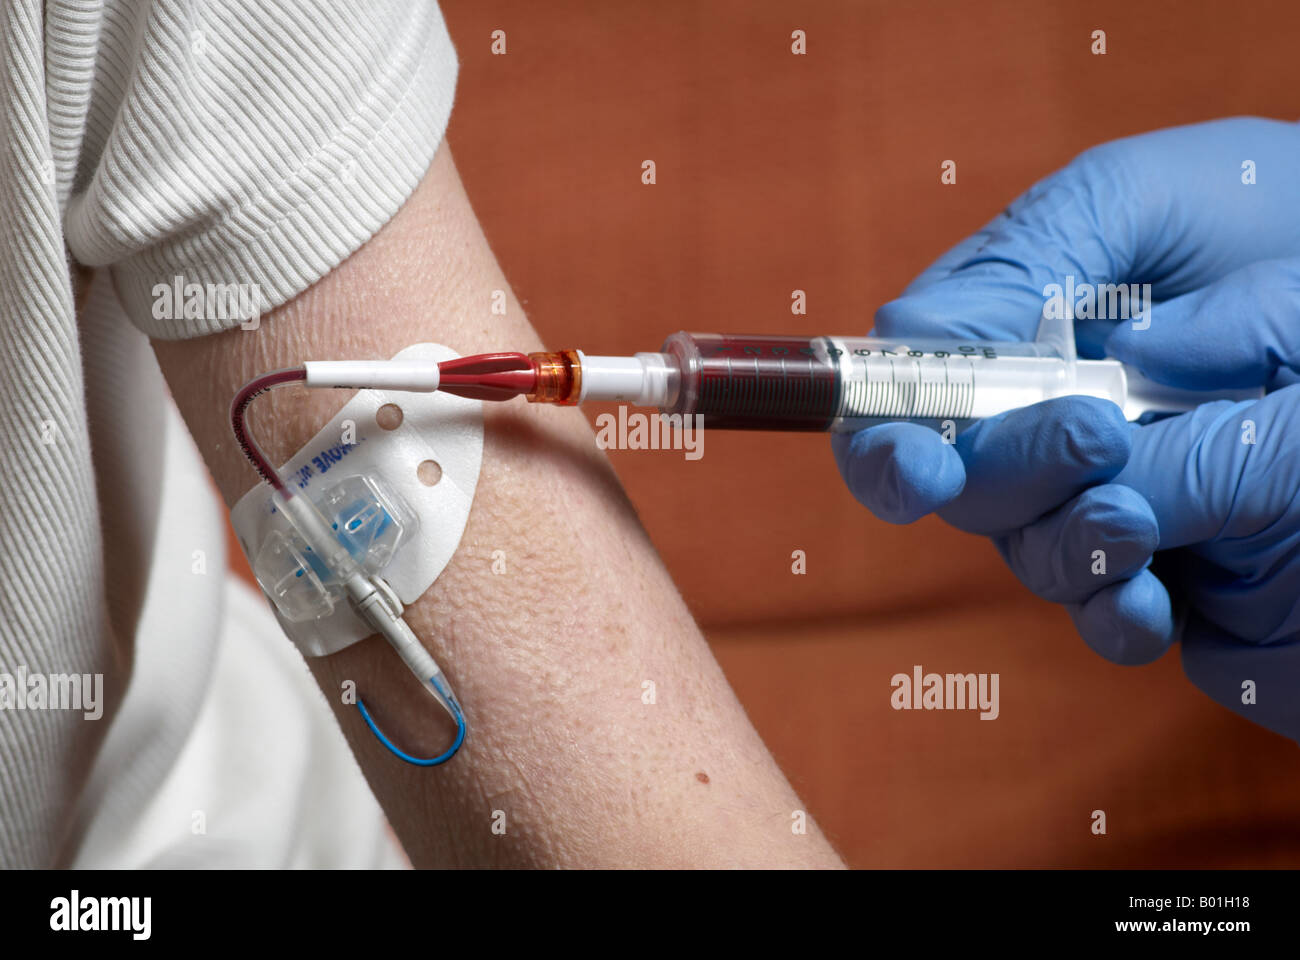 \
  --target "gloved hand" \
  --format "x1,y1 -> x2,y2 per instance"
834,117 -> 1300,739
